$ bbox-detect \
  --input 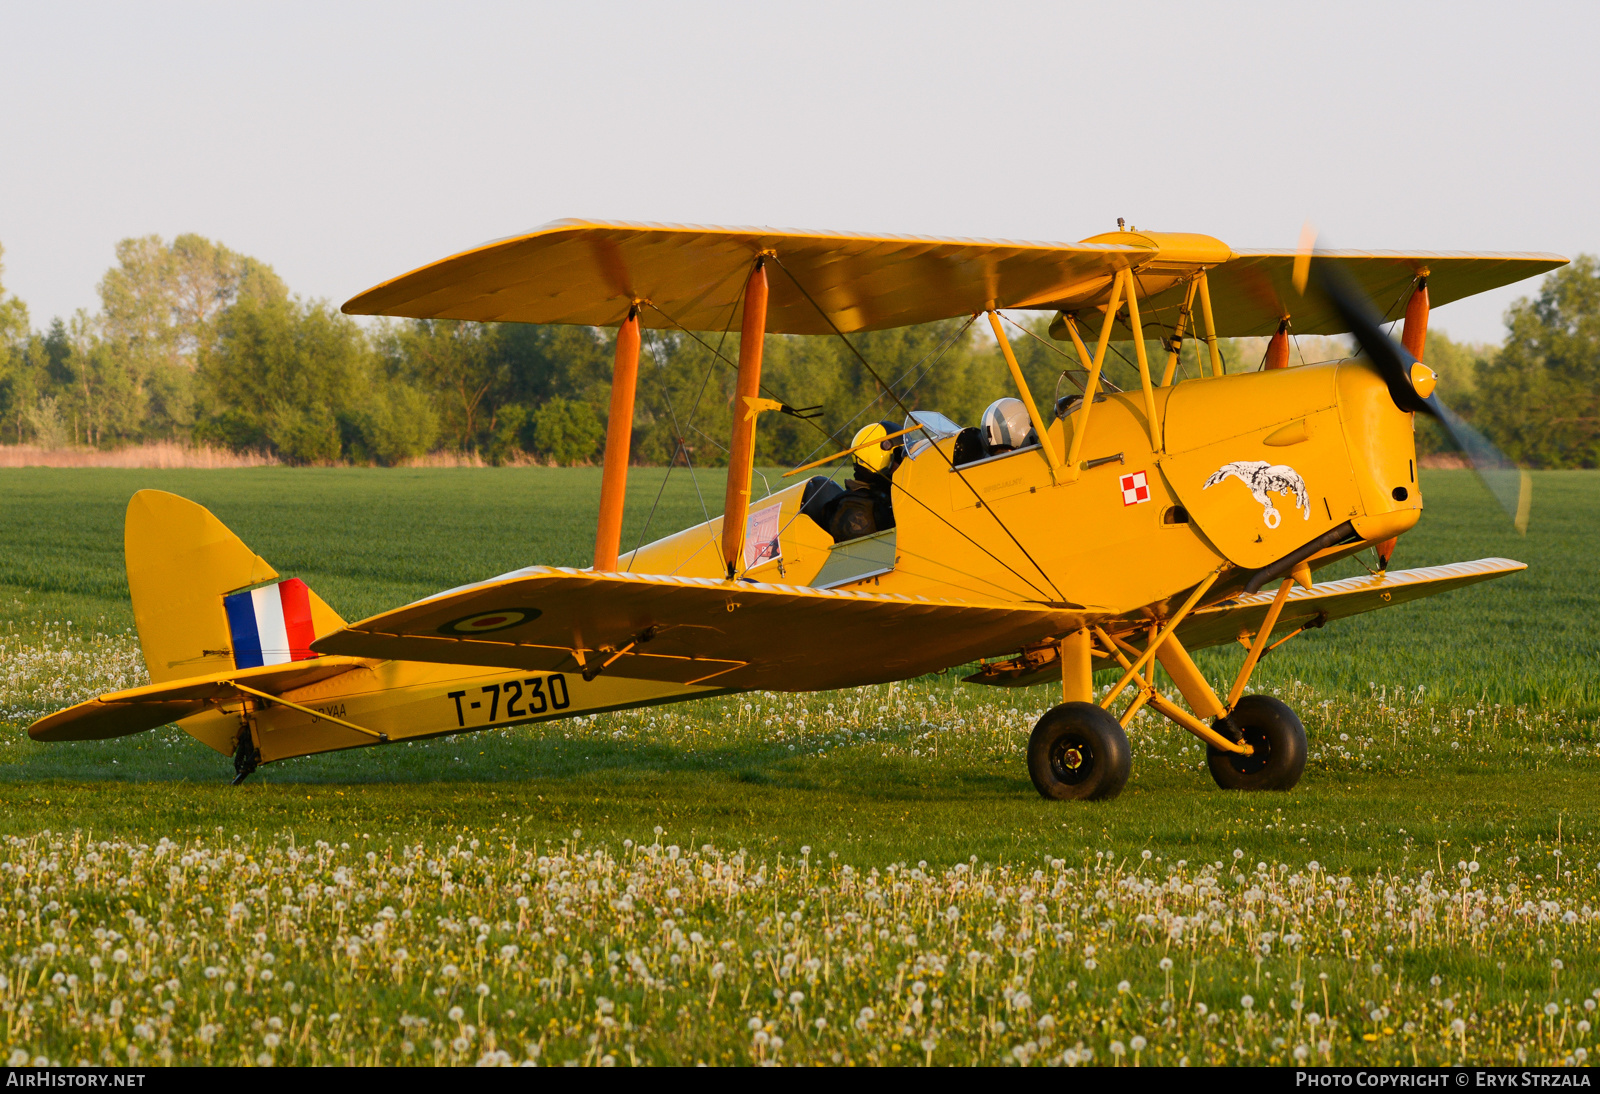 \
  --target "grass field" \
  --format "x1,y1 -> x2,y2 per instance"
0,467 -> 1595,1066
